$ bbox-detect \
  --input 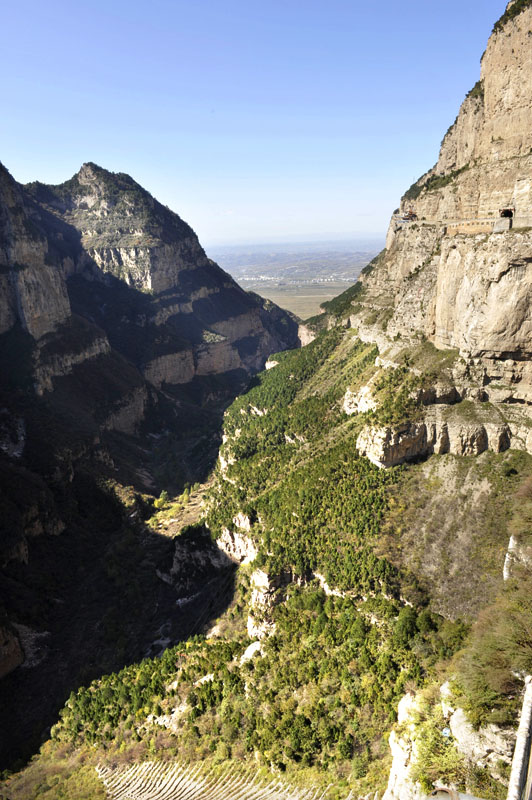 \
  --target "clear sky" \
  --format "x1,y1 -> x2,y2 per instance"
1,0 -> 505,246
